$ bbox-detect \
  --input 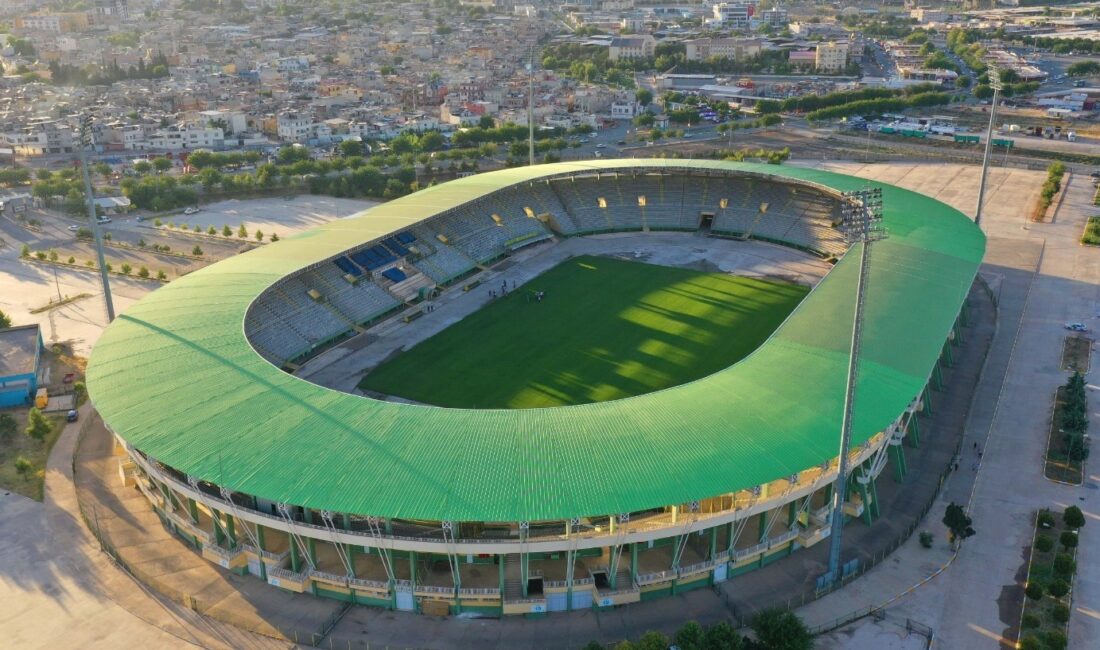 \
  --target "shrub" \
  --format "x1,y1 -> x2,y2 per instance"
1047,578 -> 1069,598
14,456 -> 33,480
67,256 -> 75,264
1044,630 -> 1067,650
271,232 -> 279,242
20,244 -> 30,258
1035,534 -> 1054,553
193,224 -> 201,232
237,224 -> 248,238
24,408 -> 51,441
156,269 -> 167,280
35,251 -> 46,260
1021,613 -> 1040,629
1018,635 -> 1041,650
1059,531 -> 1078,550
1063,506 -> 1085,529
120,263 -> 132,275
222,224 -> 232,236
674,621 -> 704,650
255,229 -> 264,241
1038,511 -> 1056,528
1025,582 -> 1044,600
1053,554 -> 1075,578
919,531 -> 934,548
154,218 -> 162,226
1052,603 -> 1070,623
192,245 -> 203,256
48,249 -> 58,262
208,226 -> 216,235
138,266 -> 149,278
750,609 -> 812,650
